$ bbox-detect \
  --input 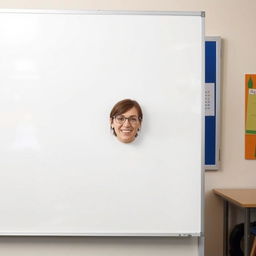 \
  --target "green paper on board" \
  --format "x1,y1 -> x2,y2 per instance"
246,88 -> 256,133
